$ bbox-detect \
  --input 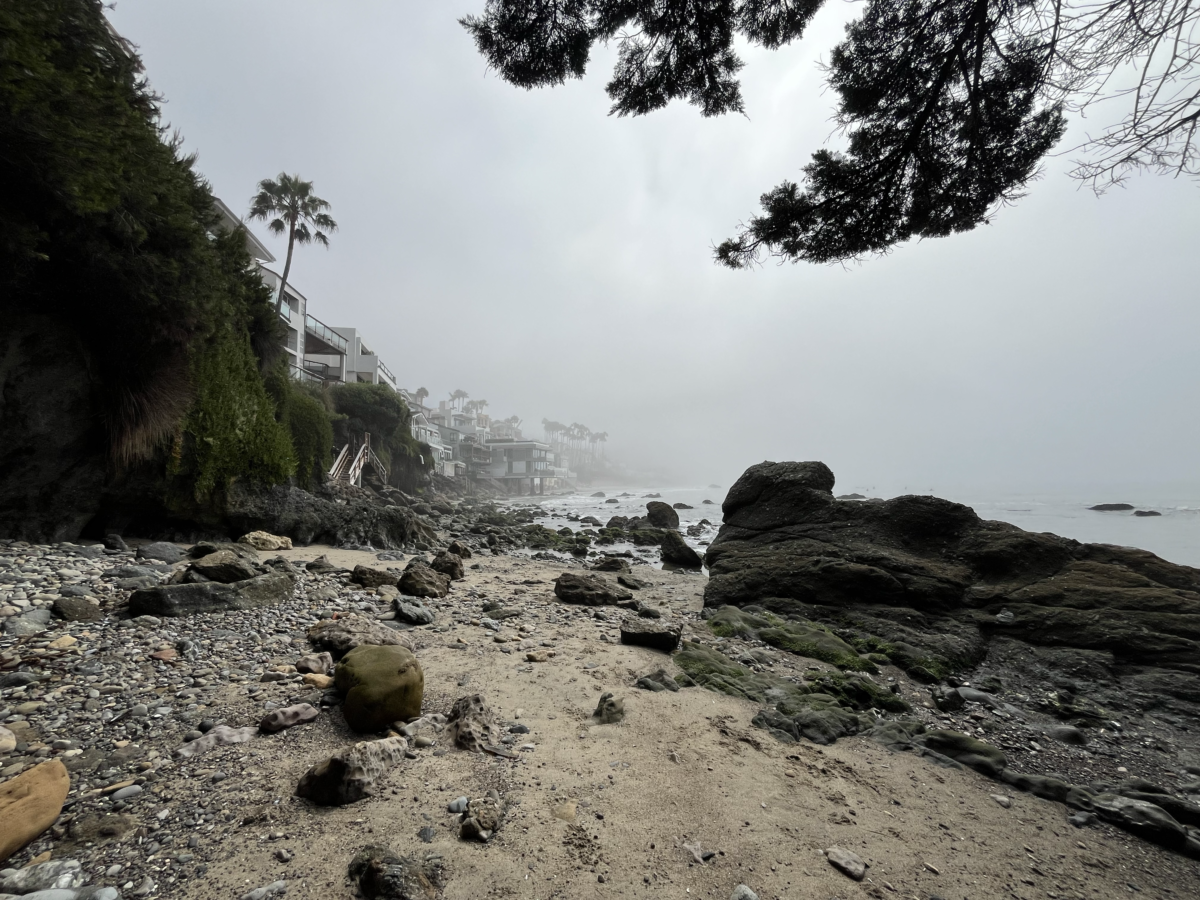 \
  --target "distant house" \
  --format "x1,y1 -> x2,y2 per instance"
485,439 -> 576,494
